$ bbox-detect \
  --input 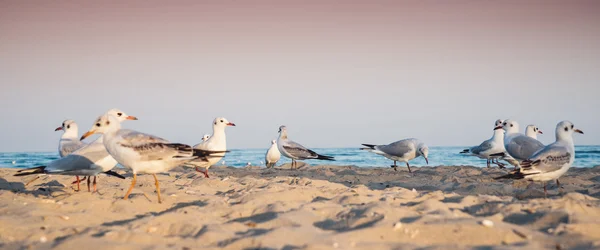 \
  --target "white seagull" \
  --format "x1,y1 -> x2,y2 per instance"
491,119 -> 545,168
201,134 -> 210,142
186,117 -> 235,178
525,125 -> 544,139
361,138 -> 429,173
55,119 -> 88,186
79,114 -> 225,203
277,126 -> 334,169
265,140 -> 281,168
495,120 -> 583,197
16,109 -> 137,192
460,119 -> 507,168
